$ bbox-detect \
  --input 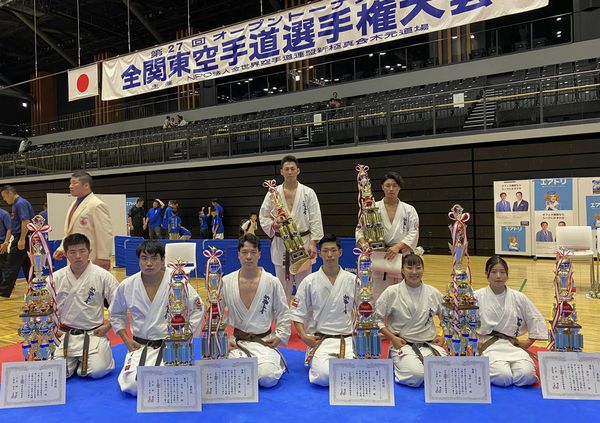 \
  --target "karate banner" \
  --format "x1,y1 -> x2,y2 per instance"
101,0 -> 549,100
577,177 -> 600,244
532,178 -> 578,258
493,180 -> 532,256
